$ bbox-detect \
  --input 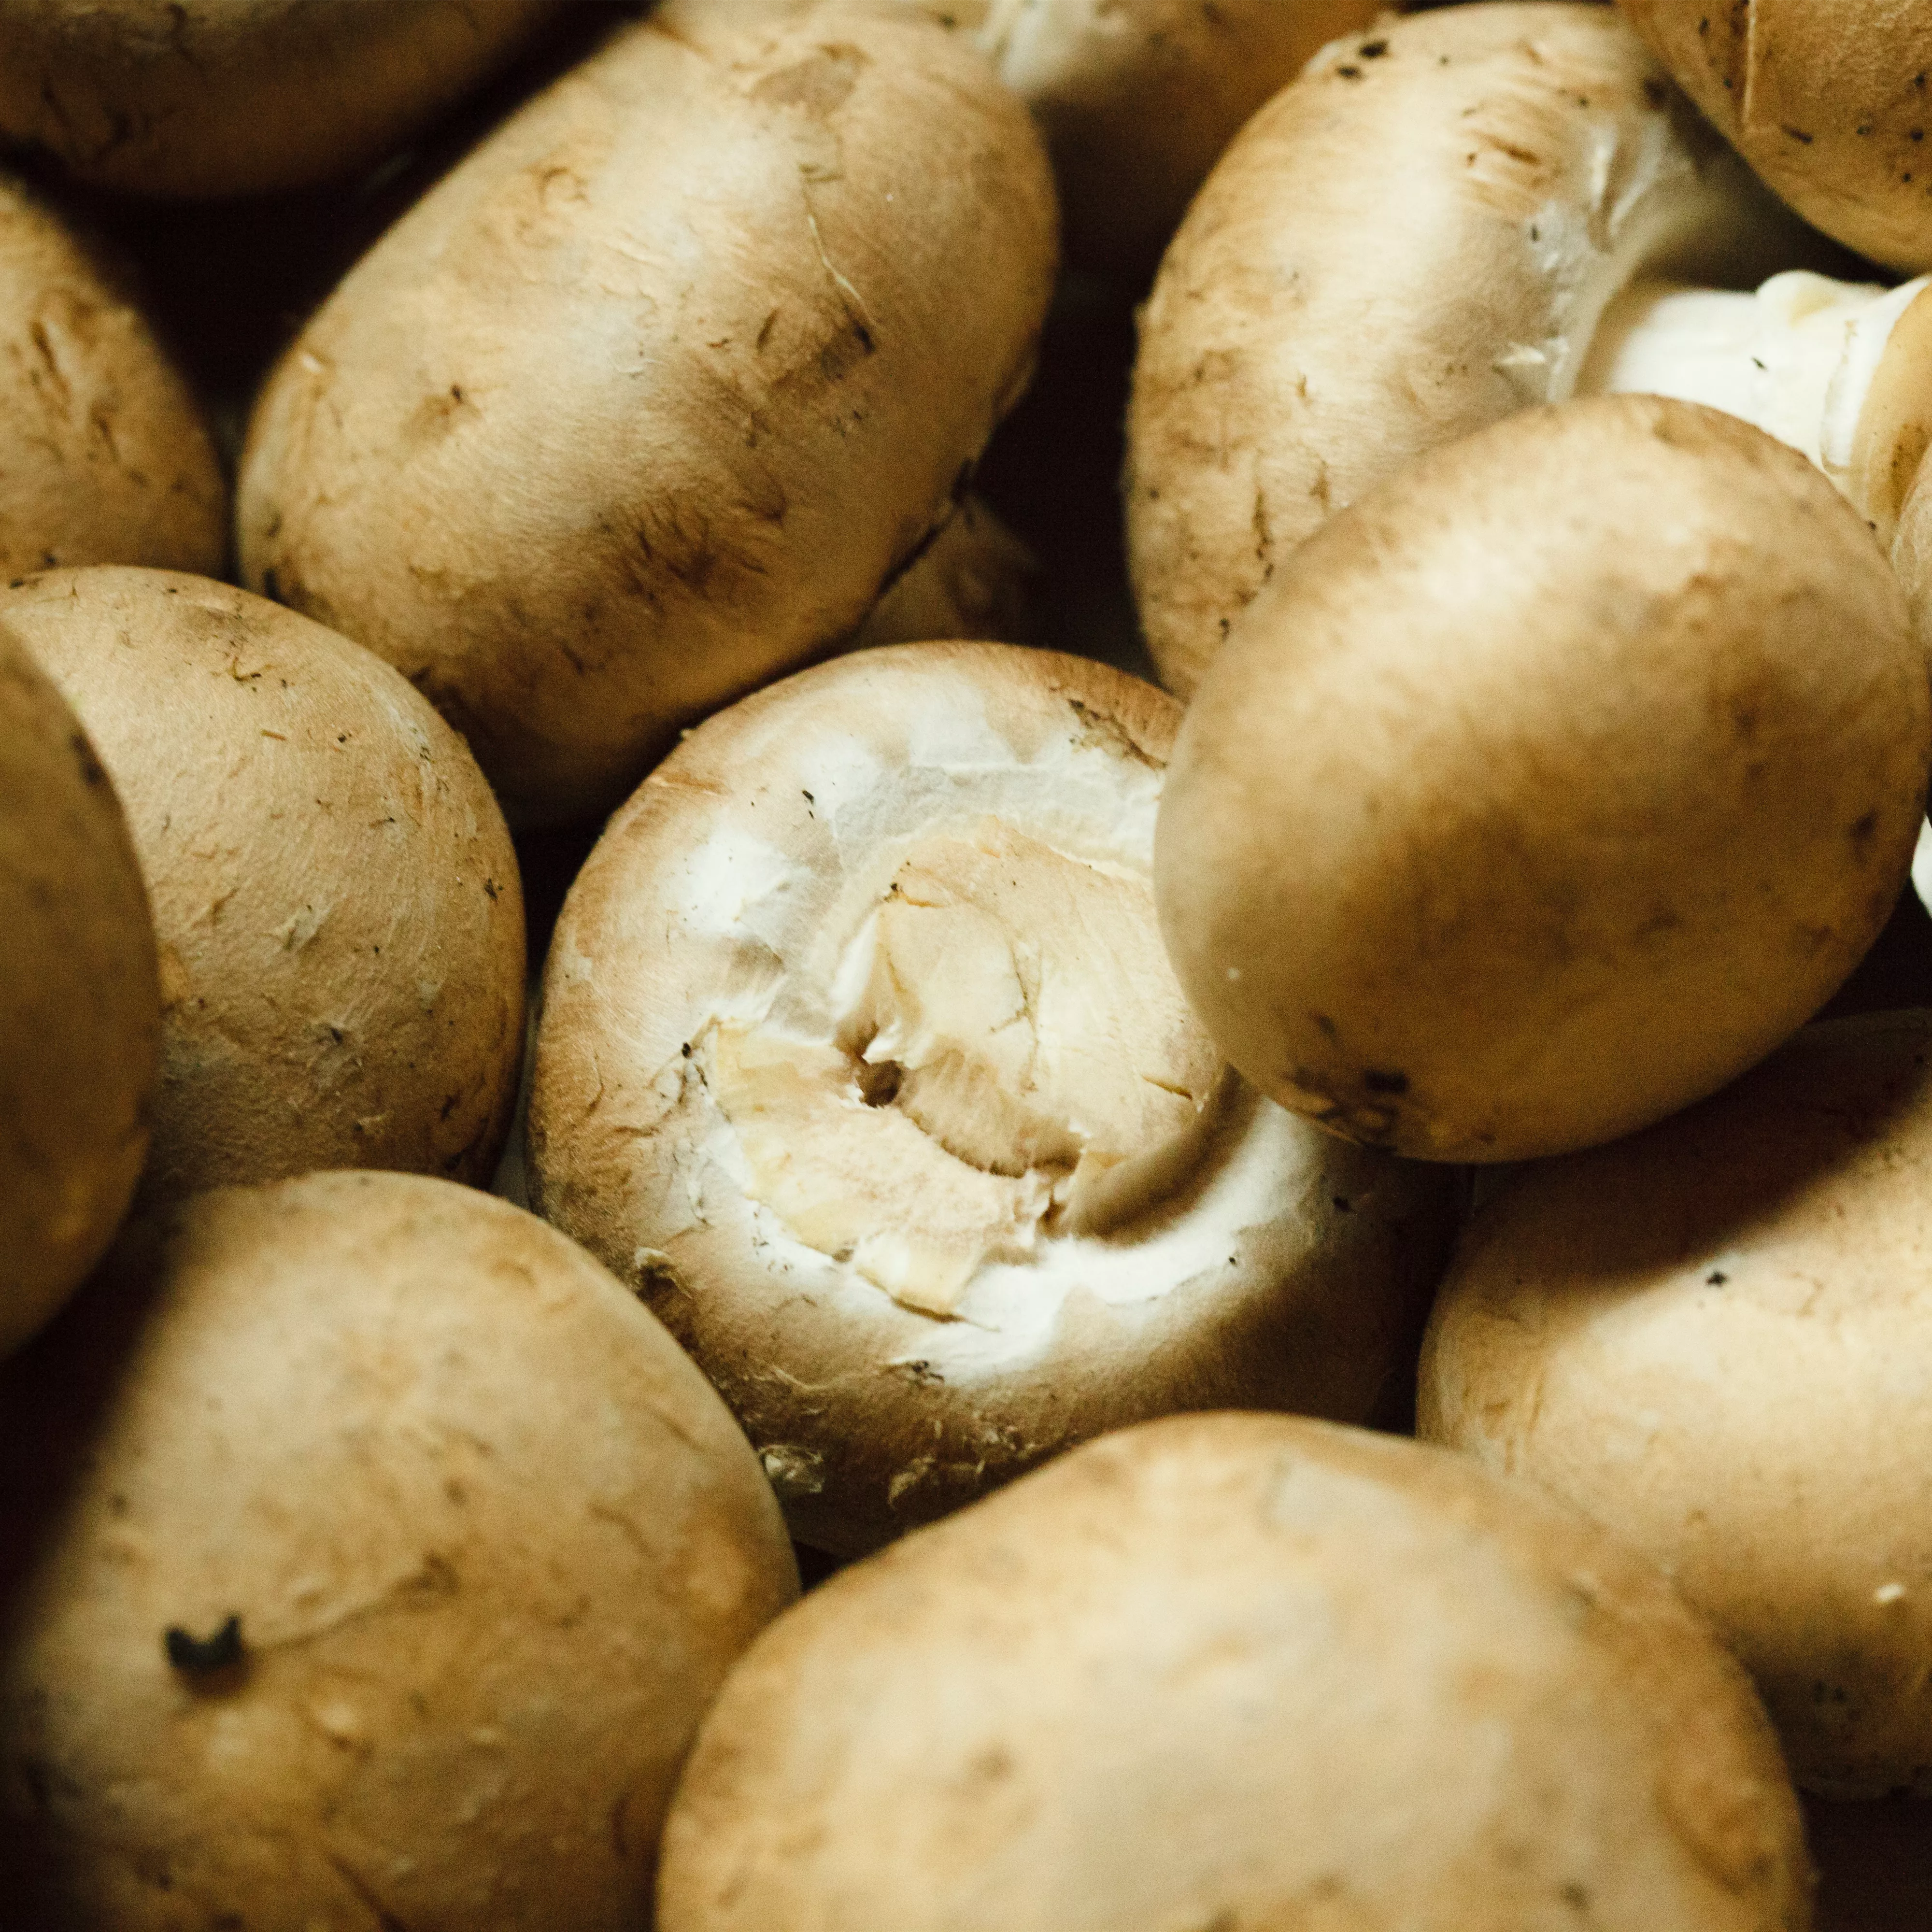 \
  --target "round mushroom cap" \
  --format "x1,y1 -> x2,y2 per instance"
1421,1011 -> 1932,1797
657,1412 -> 1811,1932
0,171 -> 223,579
1126,1 -> 1817,696
0,628 -> 157,1357
0,1171 -> 799,1928
1617,0 -> 1932,273
0,567 -> 526,1201
1155,395 -> 1928,1165
236,7 -> 1057,824
529,643 -> 1459,1554
0,0 -> 569,200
